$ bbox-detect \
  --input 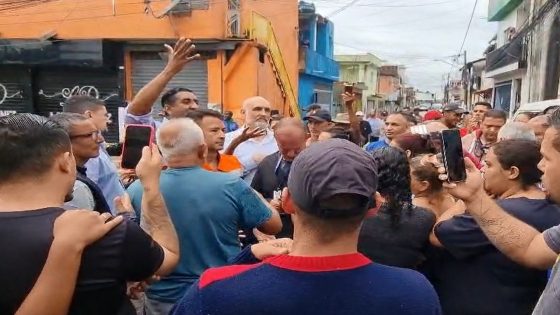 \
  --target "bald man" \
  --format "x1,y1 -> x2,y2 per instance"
250,118 -> 307,240
528,115 -> 550,144
127,118 -> 282,313
224,97 -> 279,183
